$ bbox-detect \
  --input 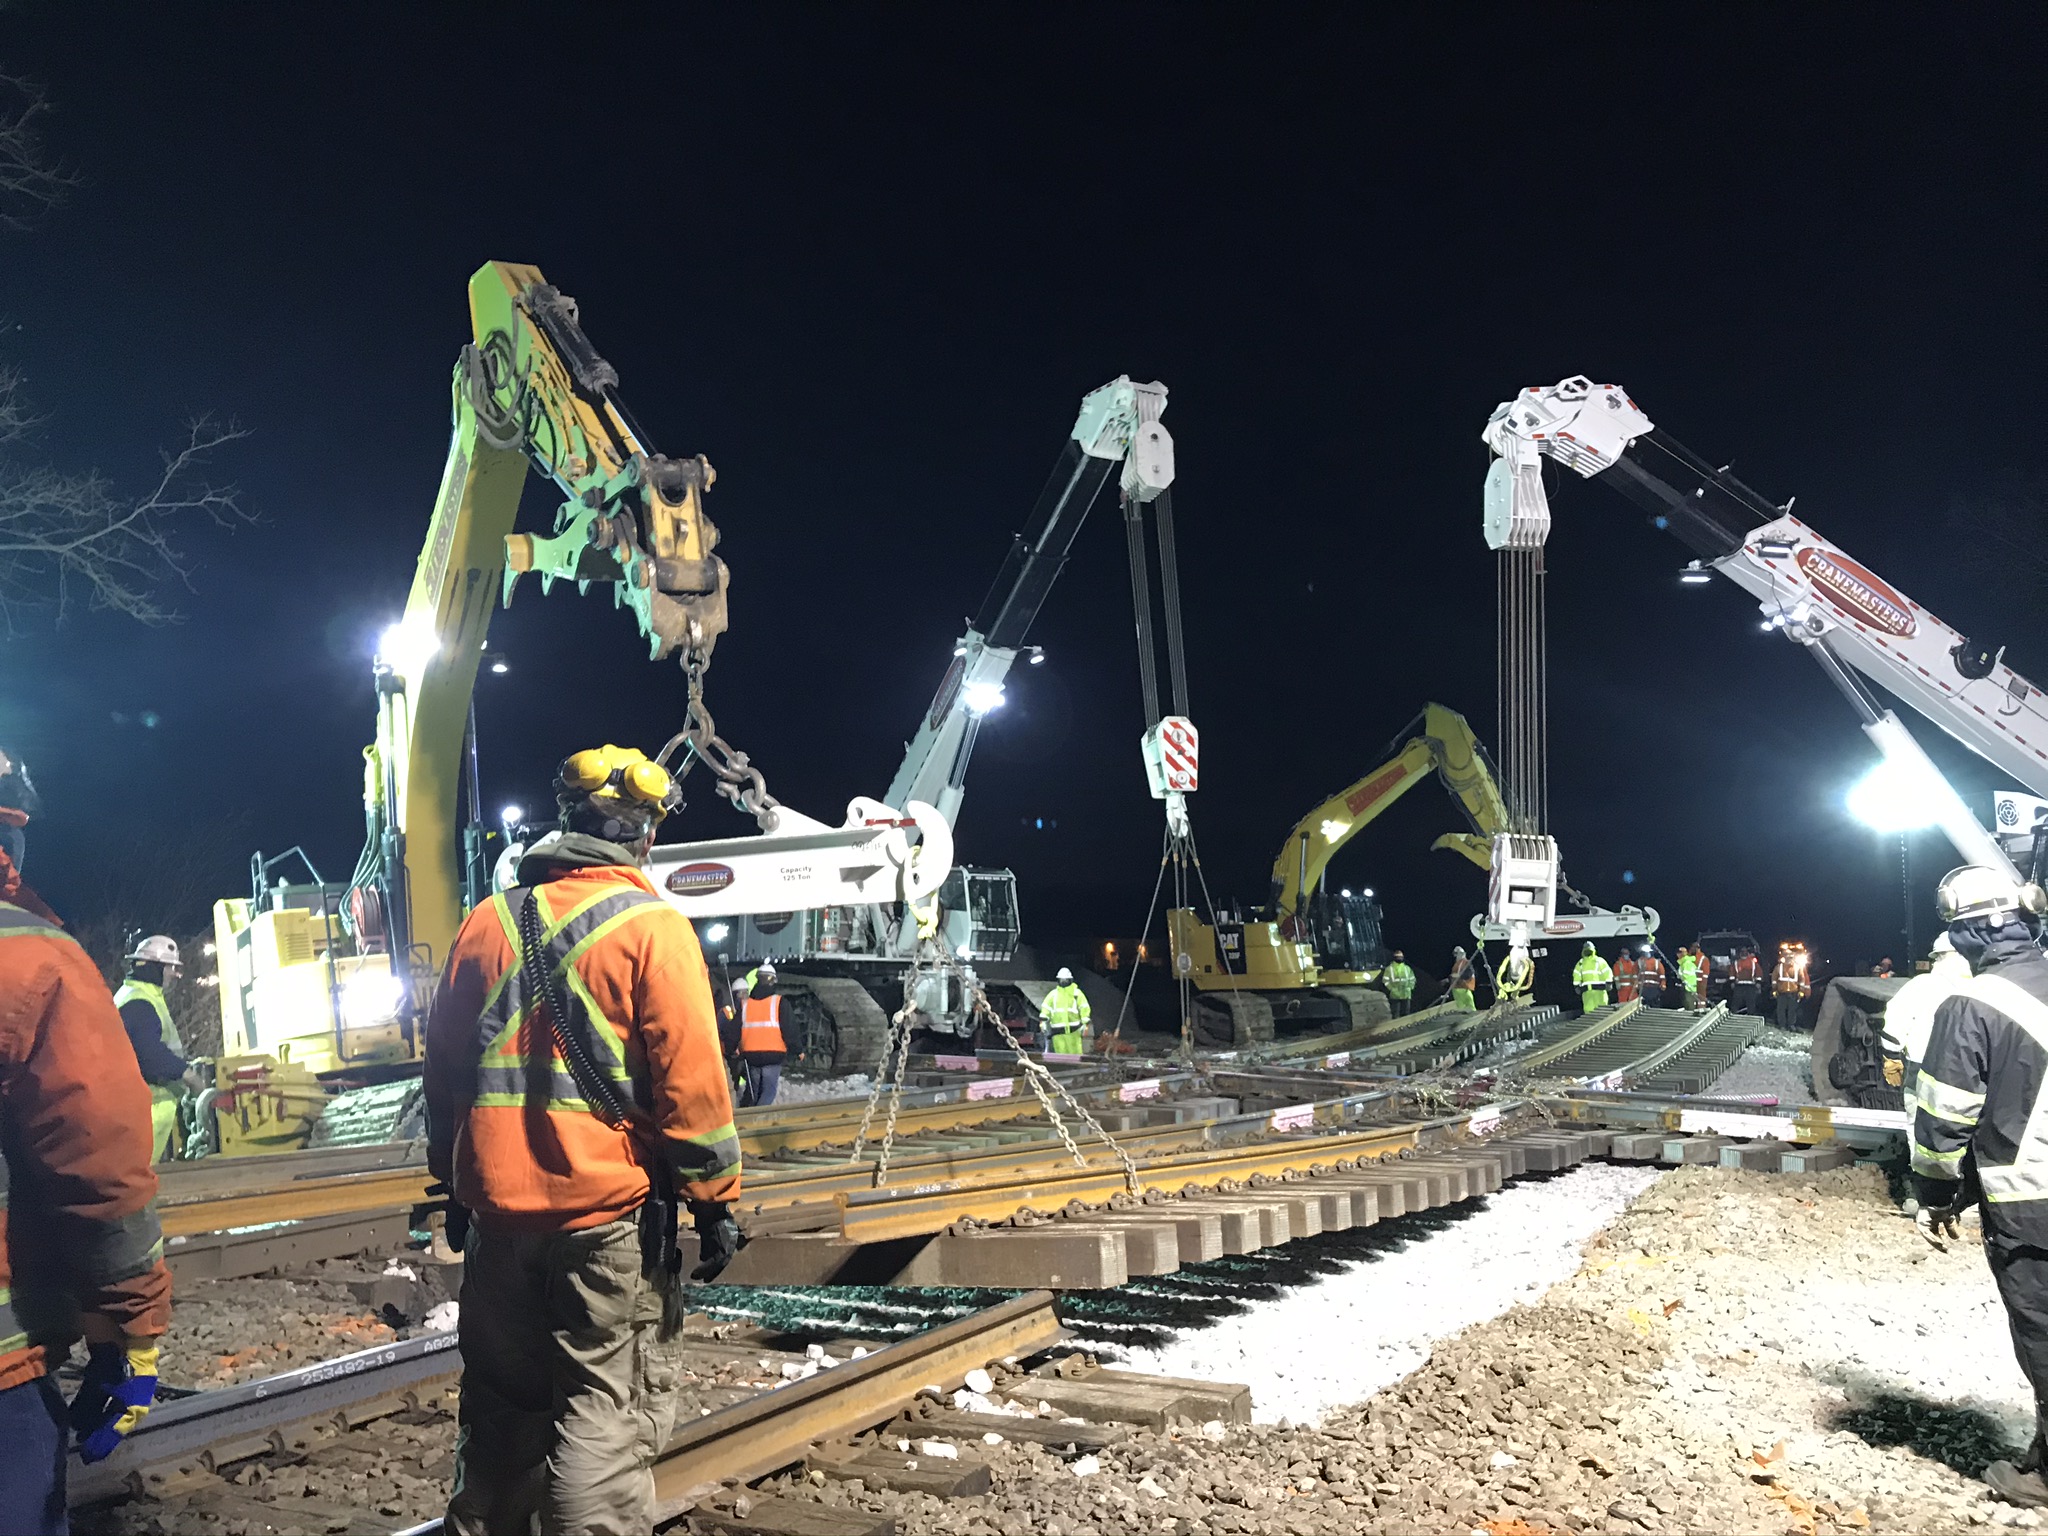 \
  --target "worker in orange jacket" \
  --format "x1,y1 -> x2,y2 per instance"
1731,946 -> 1763,1015
0,747 -> 175,1534
425,745 -> 742,1536
1613,950 -> 1640,1004
1637,948 -> 1667,1007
